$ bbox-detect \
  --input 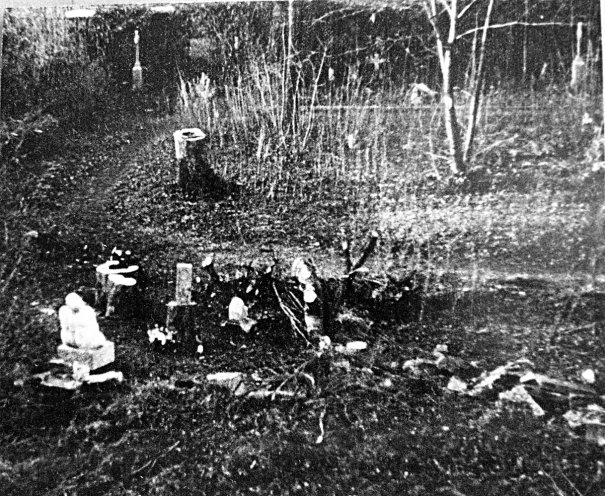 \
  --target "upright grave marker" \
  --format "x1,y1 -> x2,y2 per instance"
166,263 -> 197,344
175,262 -> 193,304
